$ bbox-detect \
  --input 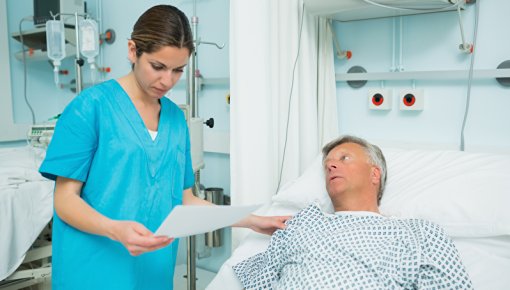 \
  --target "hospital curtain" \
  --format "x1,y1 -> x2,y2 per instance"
229,0 -> 338,249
